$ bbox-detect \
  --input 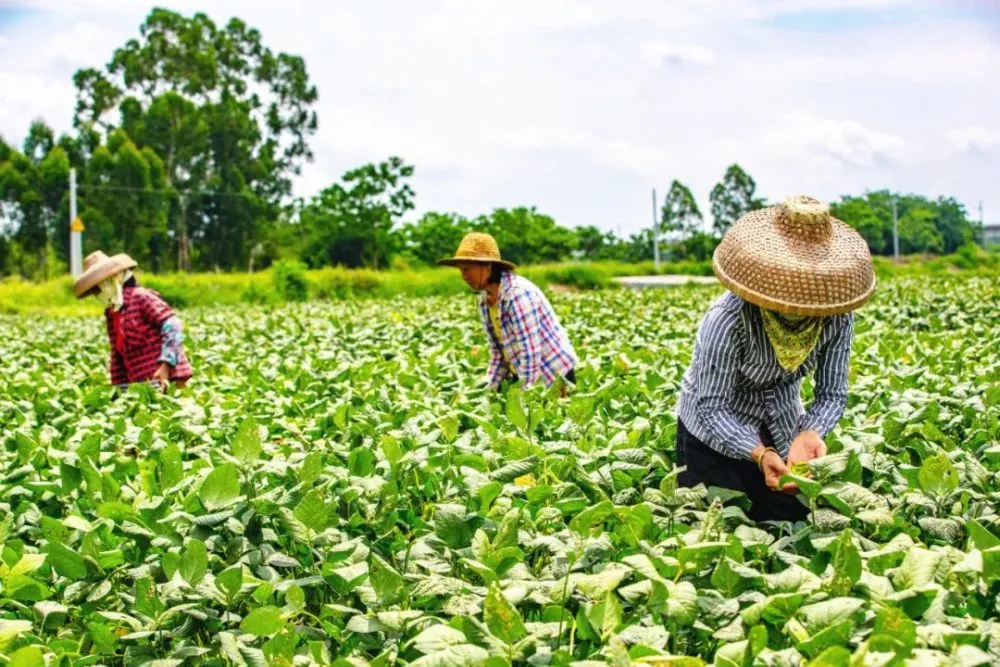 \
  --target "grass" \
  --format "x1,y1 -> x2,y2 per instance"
3,251 -> 997,316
